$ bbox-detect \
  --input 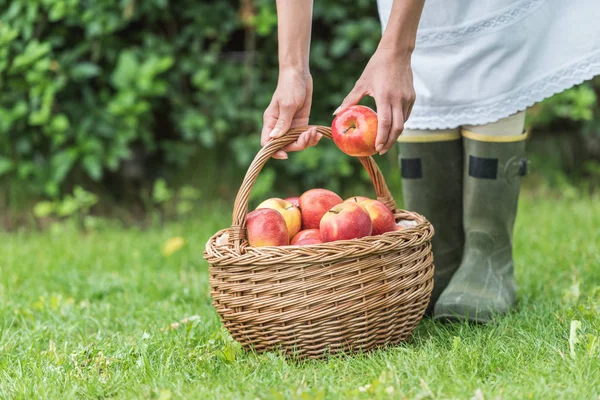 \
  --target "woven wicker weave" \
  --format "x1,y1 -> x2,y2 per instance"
204,126 -> 434,359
